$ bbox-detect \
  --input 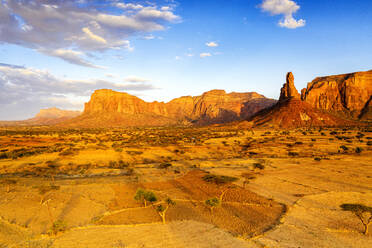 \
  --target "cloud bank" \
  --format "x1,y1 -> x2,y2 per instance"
0,0 -> 180,67
260,0 -> 306,29
0,63 -> 157,120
